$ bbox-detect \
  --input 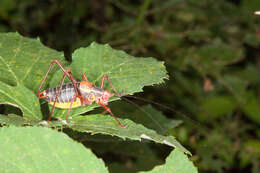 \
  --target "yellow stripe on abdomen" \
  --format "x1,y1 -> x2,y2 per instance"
49,98 -> 81,109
